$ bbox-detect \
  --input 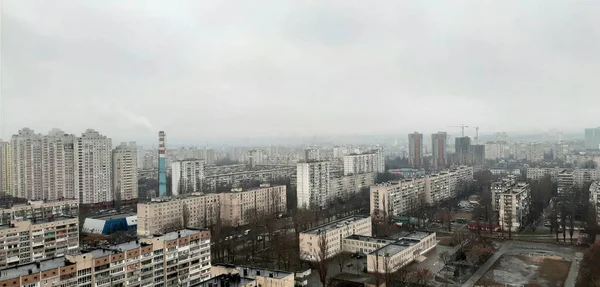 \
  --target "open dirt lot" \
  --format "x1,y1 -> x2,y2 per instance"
476,254 -> 571,287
